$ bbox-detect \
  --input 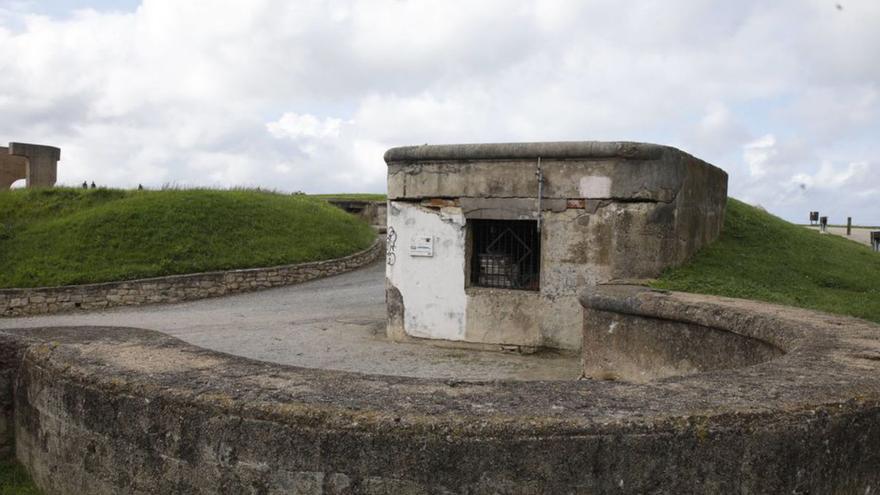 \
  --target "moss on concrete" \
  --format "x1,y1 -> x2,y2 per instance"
0,461 -> 41,494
